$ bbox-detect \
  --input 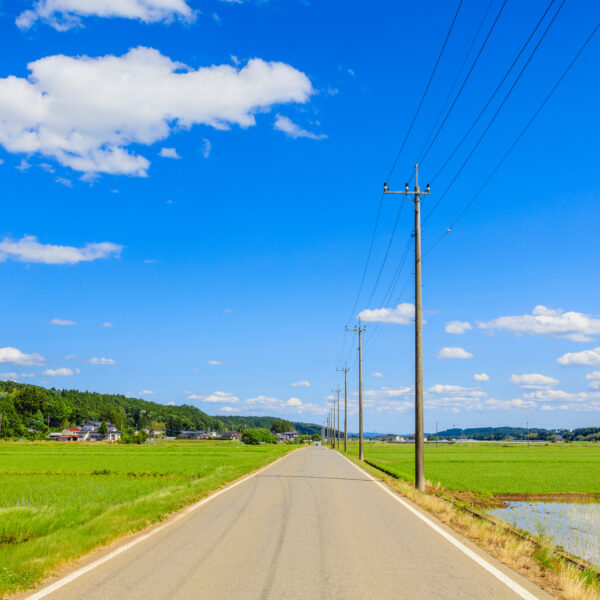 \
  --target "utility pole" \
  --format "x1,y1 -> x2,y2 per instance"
337,366 -> 350,452
436,421 -> 438,448
384,164 -> 430,491
336,387 -> 341,449
331,402 -> 336,449
346,321 -> 366,460
527,421 -> 530,448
